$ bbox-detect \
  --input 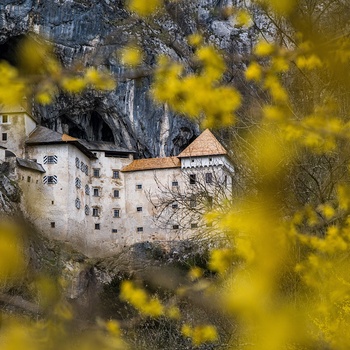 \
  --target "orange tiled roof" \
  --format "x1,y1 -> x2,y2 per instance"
122,156 -> 180,172
177,129 -> 227,158
62,134 -> 78,142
